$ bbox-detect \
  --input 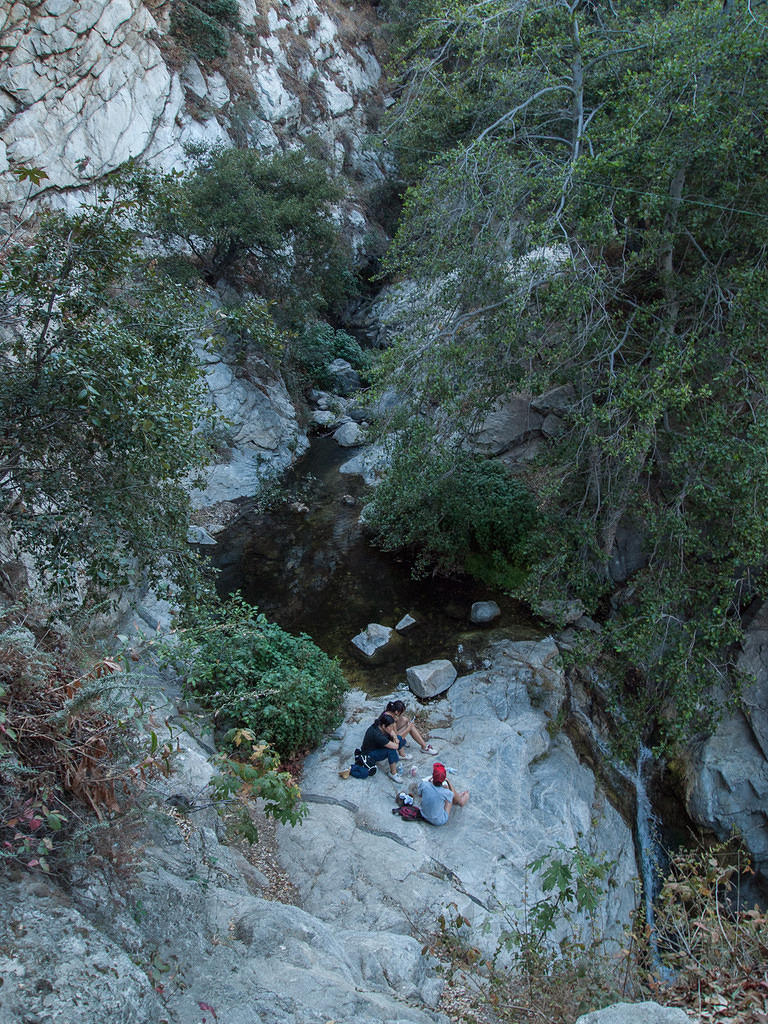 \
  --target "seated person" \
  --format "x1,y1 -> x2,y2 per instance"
360,712 -> 405,783
417,762 -> 469,826
385,699 -> 439,755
